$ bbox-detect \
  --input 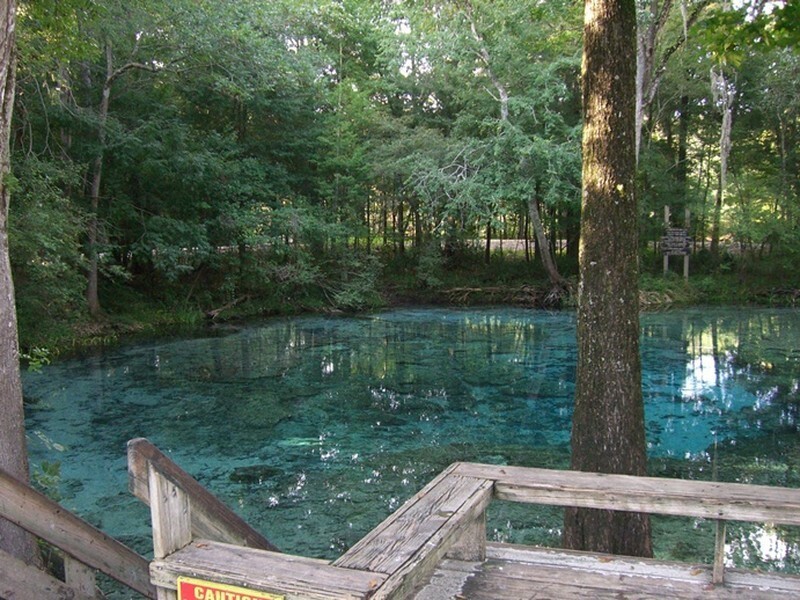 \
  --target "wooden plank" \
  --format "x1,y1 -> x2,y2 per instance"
370,478 -> 492,599
335,471 -> 491,574
445,509 -> 486,561
453,462 -> 800,524
0,467 -> 156,598
335,470 -> 493,600
150,540 -> 385,600
128,437 -> 278,551
333,463 -> 459,571
413,544 -> 800,599
1,548 -> 80,599
485,543 -> 800,594
149,466 -> 192,560
713,519 -> 726,585
64,554 -> 99,598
